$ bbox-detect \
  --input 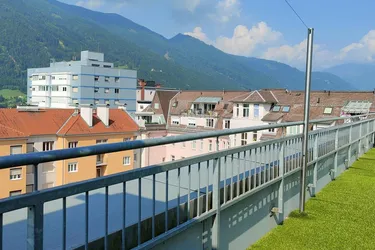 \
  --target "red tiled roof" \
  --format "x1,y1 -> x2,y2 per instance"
0,108 -> 139,139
